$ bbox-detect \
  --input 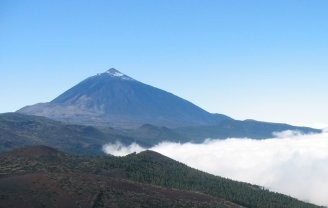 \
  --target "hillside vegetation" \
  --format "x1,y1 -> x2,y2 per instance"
0,146 -> 321,208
